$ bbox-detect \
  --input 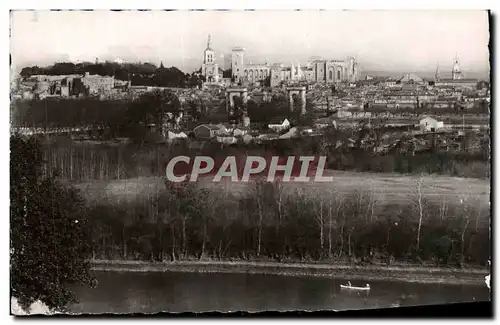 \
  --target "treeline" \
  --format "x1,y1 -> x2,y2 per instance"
11,90 -> 183,139
11,98 -> 129,129
86,180 -> 490,267
246,93 -> 316,125
10,93 -> 312,132
20,61 -> 205,88
38,126 -> 490,181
